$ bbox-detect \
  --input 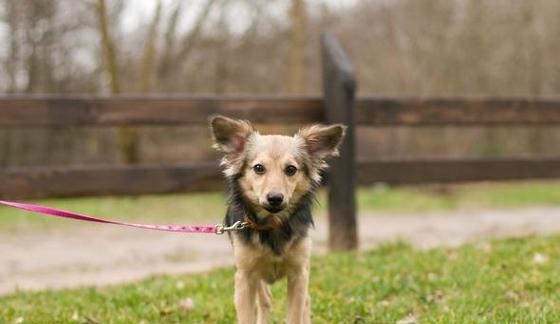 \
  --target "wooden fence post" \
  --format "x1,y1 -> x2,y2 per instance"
321,32 -> 358,251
